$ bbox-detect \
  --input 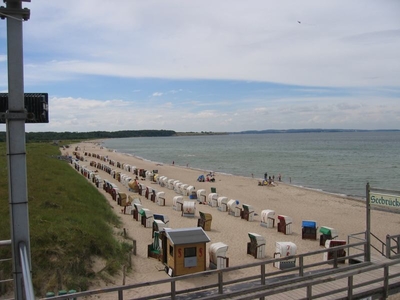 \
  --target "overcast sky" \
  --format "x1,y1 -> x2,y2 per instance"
1,0 -> 399,132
